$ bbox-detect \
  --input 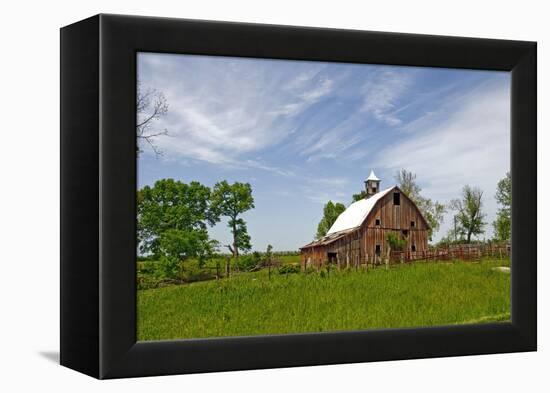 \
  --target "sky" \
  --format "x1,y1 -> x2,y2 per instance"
137,52 -> 510,251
